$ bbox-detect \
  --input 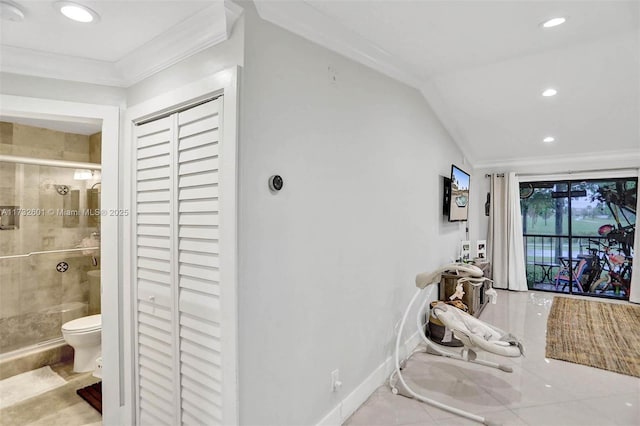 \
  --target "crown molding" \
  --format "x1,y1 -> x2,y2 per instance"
473,148 -> 640,170
117,1 -> 243,86
0,45 -> 124,86
254,0 -> 423,90
0,1 -> 243,88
